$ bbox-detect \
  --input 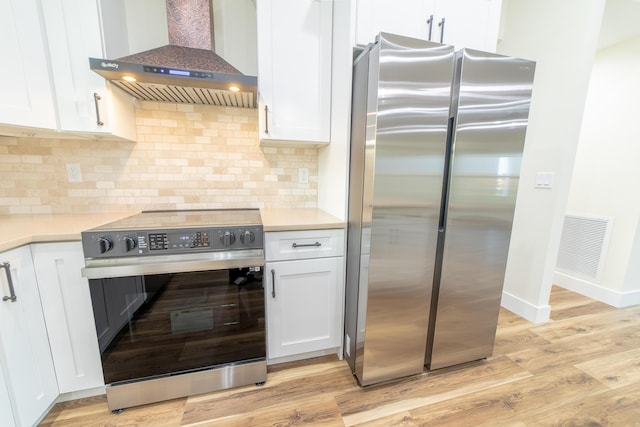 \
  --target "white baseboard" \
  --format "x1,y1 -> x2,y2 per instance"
56,386 -> 106,403
501,291 -> 551,323
553,271 -> 640,308
267,347 -> 340,366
